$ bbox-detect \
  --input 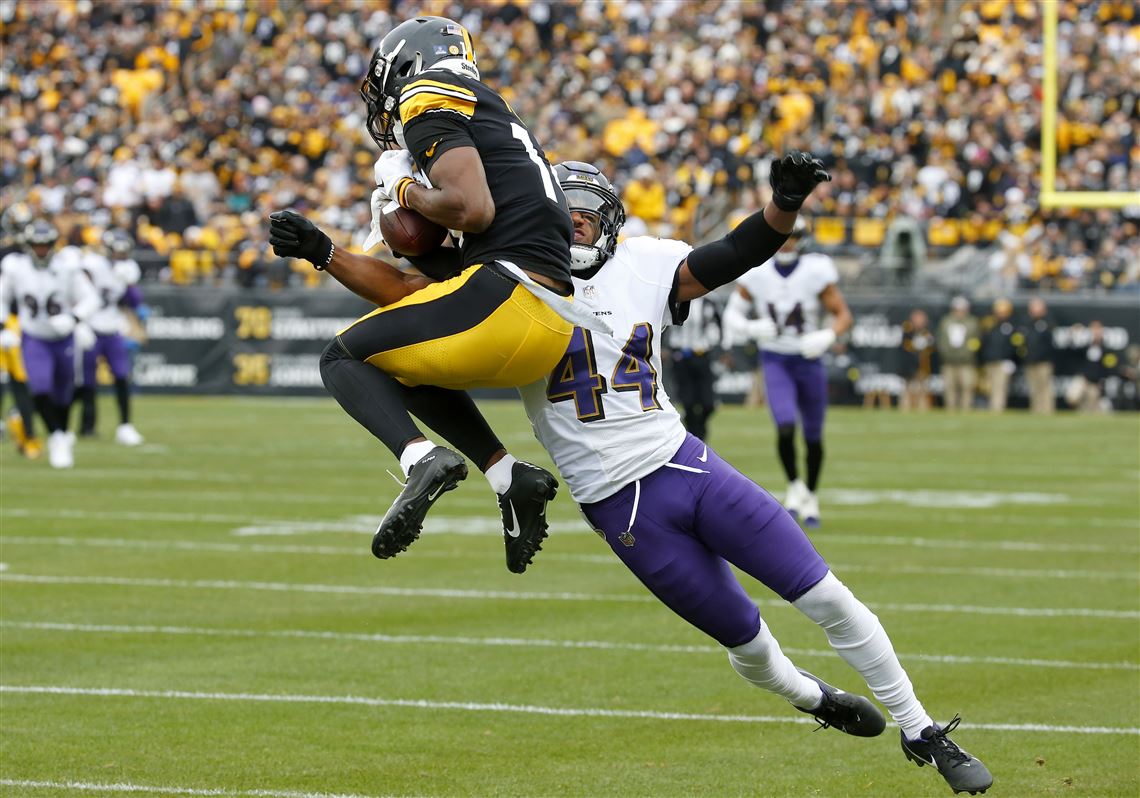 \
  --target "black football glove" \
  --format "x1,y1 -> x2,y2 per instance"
268,210 -> 333,269
769,150 -> 832,212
